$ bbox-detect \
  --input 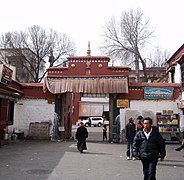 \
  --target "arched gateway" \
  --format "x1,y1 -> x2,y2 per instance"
43,53 -> 130,142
